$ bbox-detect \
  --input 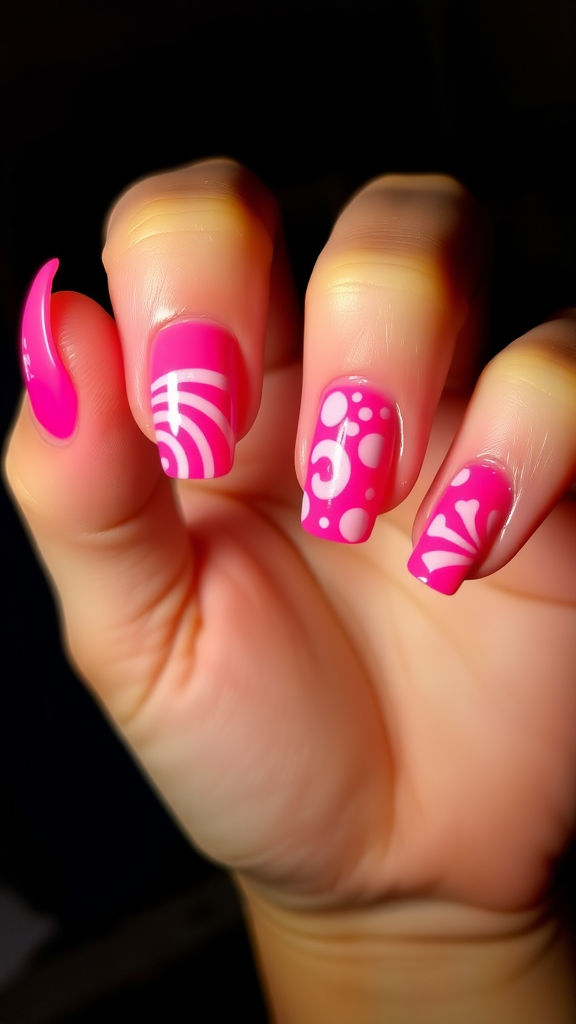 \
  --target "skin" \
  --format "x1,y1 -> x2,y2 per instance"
5,163 -> 576,1022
